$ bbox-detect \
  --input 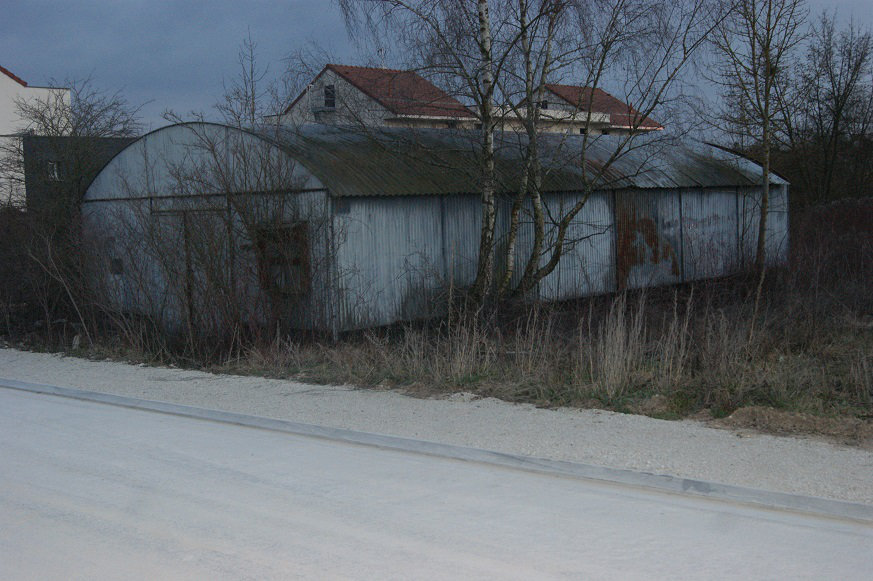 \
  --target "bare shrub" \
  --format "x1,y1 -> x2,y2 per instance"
575,293 -> 648,402
849,350 -> 873,408
655,290 -> 694,392
693,306 -> 756,412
